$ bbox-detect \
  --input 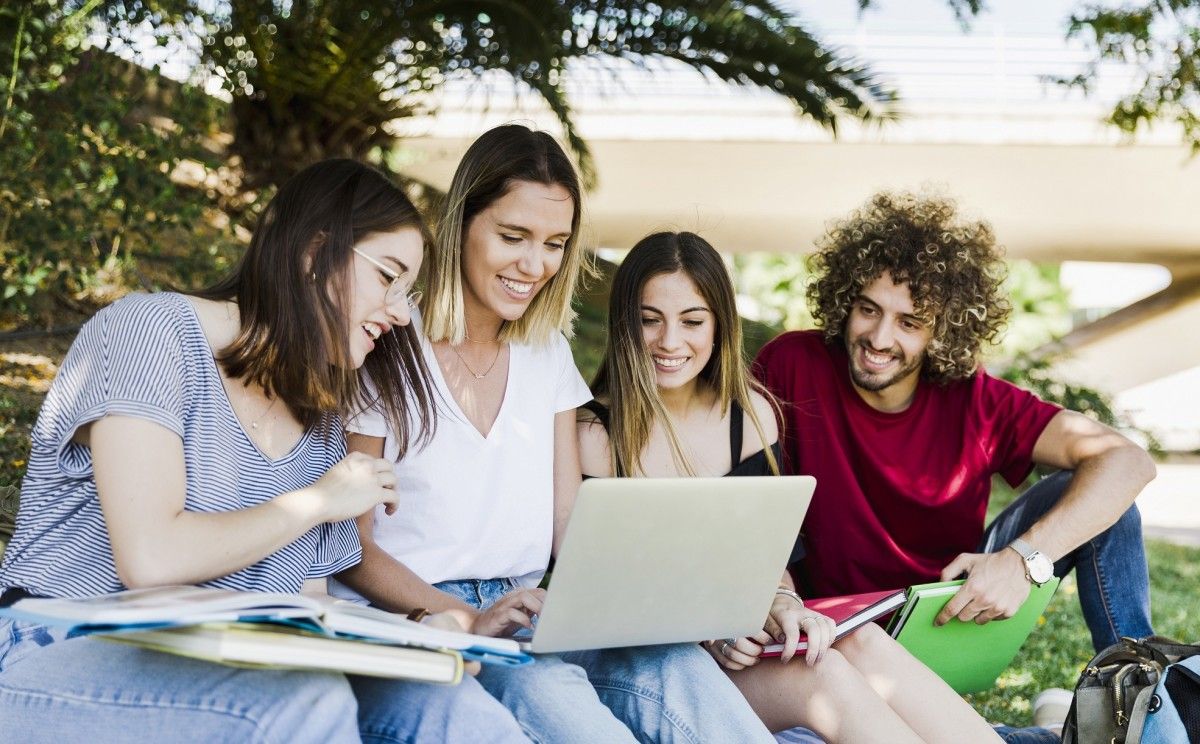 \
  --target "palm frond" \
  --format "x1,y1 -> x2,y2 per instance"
69,1 -> 905,188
